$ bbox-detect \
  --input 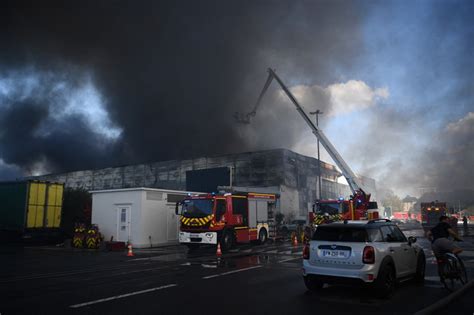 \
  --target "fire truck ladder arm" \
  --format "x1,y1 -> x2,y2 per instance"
237,67 -> 362,194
